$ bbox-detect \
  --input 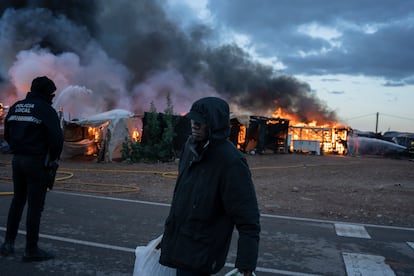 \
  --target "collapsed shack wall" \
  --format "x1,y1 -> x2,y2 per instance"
238,116 -> 290,154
